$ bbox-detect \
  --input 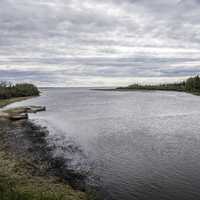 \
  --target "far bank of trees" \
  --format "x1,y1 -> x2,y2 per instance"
117,75 -> 200,94
185,76 -> 200,92
0,82 -> 40,99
